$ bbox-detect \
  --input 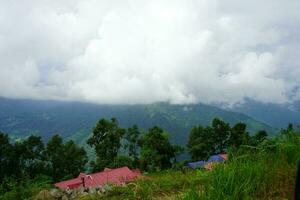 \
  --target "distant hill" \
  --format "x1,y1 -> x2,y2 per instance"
0,98 -> 274,146
228,99 -> 300,129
